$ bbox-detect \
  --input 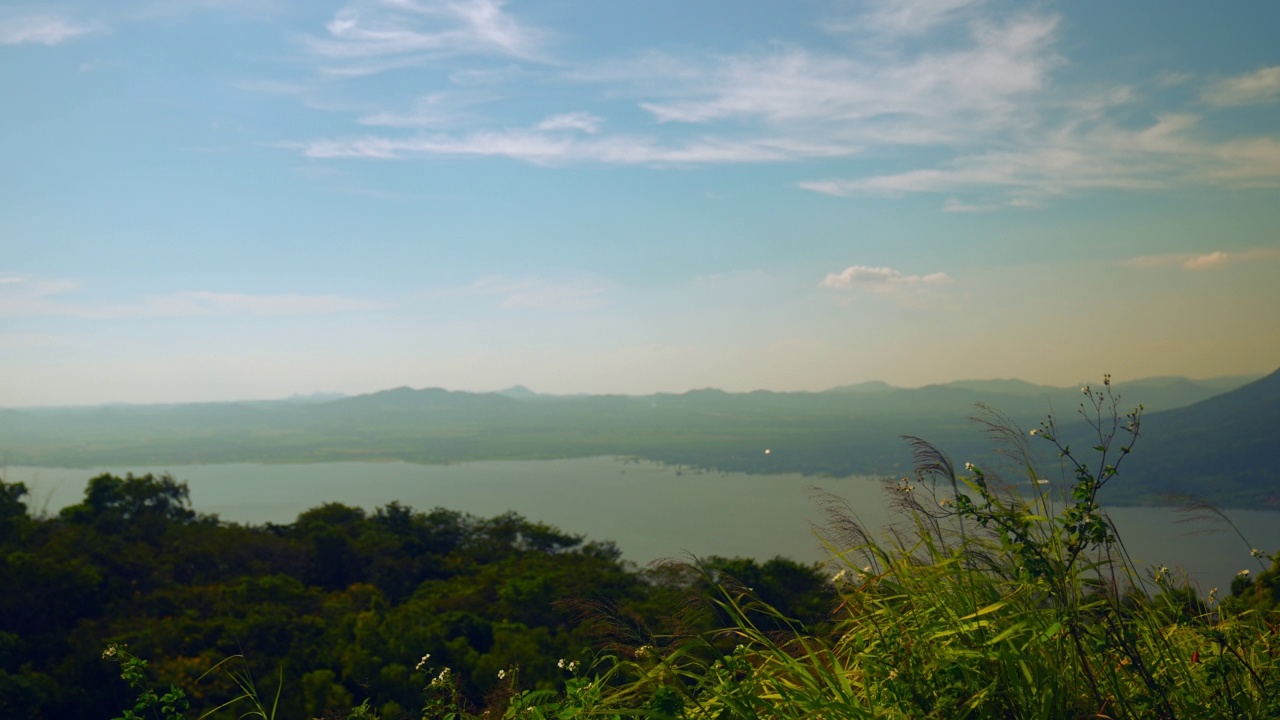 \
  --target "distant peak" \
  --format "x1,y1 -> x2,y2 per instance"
497,385 -> 539,399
